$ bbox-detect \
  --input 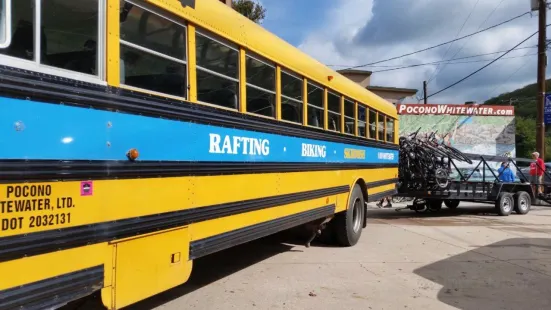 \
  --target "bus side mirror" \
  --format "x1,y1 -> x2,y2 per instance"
0,0 -> 11,49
